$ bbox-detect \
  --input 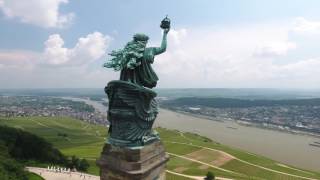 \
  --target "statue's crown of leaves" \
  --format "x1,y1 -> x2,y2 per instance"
133,33 -> 149,41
